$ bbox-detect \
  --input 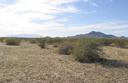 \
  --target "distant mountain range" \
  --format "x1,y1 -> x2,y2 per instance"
70,31 -> 126,39
7,31 -> 127,39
